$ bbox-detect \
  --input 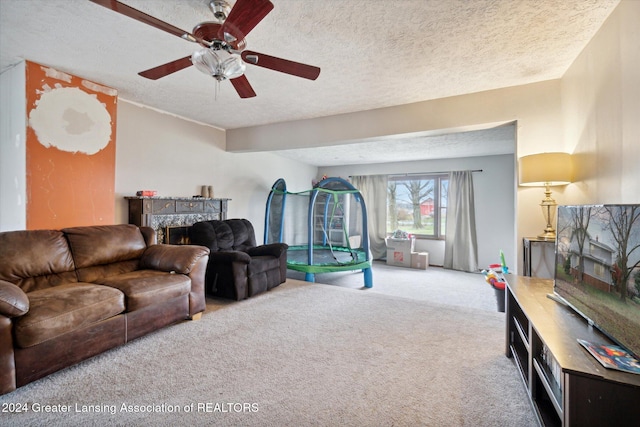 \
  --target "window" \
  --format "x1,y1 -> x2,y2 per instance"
387,174 -> 449,239
594,263 -> 605,279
